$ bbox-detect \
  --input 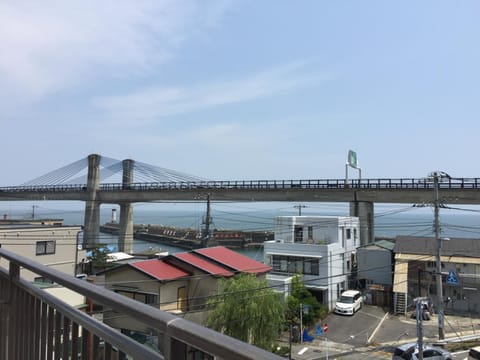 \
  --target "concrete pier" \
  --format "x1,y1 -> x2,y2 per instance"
83,154 -> 101,248
118,159 -> 134,253
350,200 -> 374,245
